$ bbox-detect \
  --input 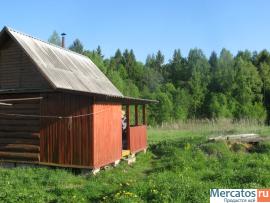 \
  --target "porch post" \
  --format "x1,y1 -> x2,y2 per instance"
126,105 -> 130,149
135,105 -> 138,126
143,104 -> 146,125
126,105 -> 130,127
